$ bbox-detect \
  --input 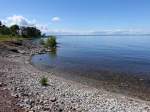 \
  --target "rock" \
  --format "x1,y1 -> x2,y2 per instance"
43,107 -> 50,111
28,111 -> 34,112
45,49 -> 51,52
34,105 -> 41,110
24,104 -> 31,109
12,41 -> 23,46
11,93 -> 19,98
25,61 -> 29,64
43,100 -> 48,104
120,83 -> 128,87
26,99 -> 35,106
50,97 -> 57,102
18,50 -> 26,54
9,48 -> 19,53
0,82 -> 3,87
139,78 -> 144,81
38,52 -> 45,55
